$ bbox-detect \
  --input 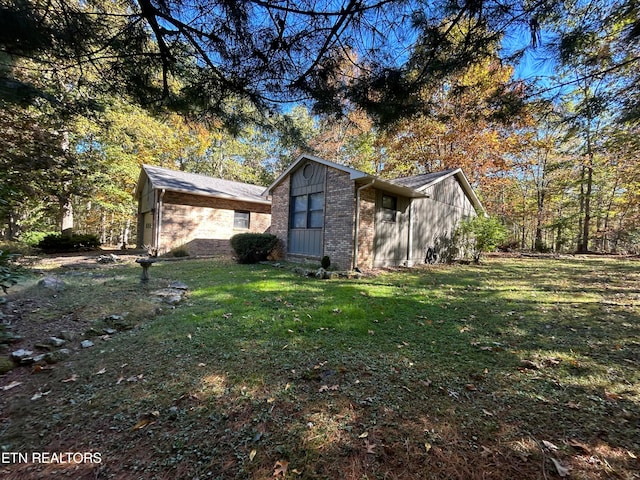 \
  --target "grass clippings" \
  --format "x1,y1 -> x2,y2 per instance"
0,255 -> 638,479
